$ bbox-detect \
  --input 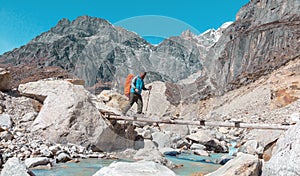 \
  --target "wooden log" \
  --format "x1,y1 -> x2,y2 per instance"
106,115 -> 292,130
